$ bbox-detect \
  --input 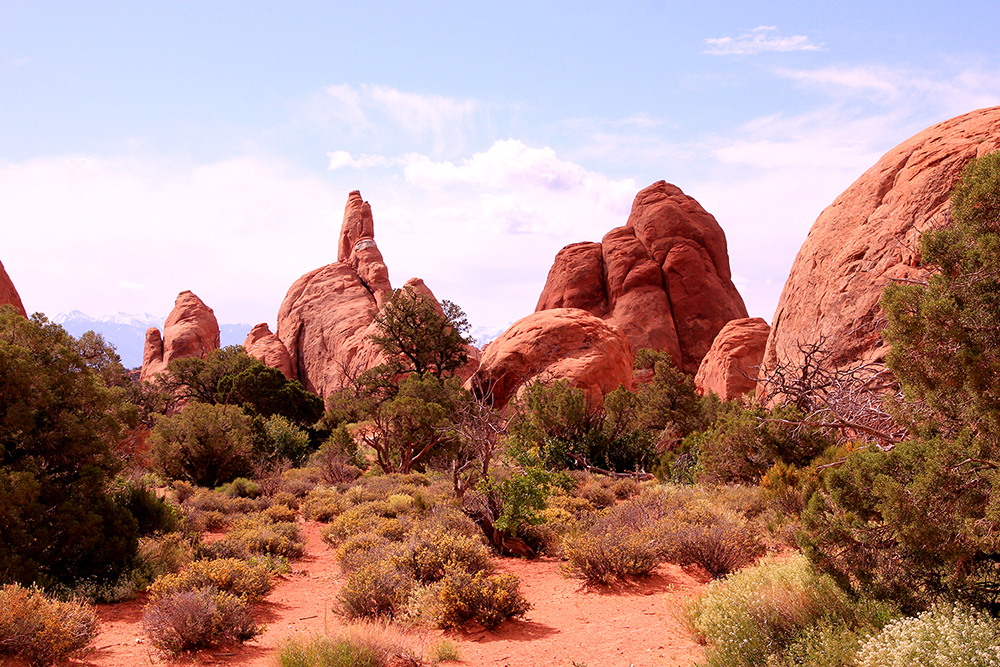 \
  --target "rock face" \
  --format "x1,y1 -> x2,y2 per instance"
695,317 -> 770,400
0,259 -> 26,317
470,308 -> 634,411
244,323 -> 293,379
141,291 -> 221,382
536,181 -> 748,374
762,106 -> 1000,377
276,261 -> 385,398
